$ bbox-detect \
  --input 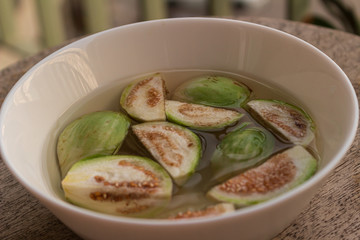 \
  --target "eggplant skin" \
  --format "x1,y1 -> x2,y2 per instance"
212,124 -> 274,162
172,75 -> 251,108
246,99 -> 315,146
57,111 -> 131,178
210,123 -> 275,180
